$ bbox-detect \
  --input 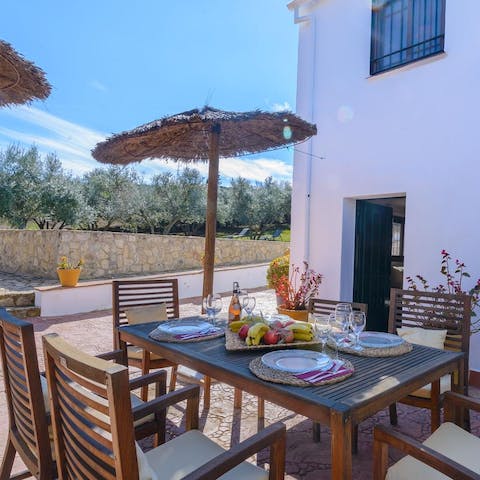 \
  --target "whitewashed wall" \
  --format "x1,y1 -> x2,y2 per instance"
289,1 -> 480,369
